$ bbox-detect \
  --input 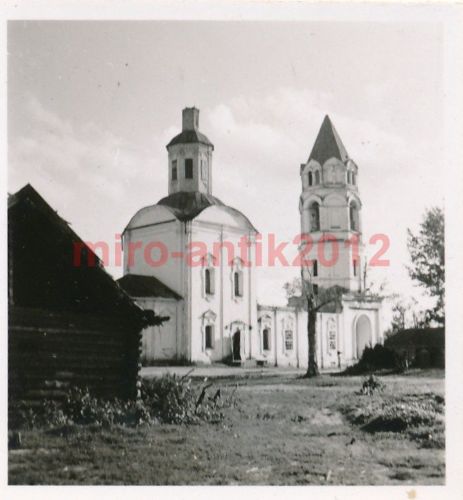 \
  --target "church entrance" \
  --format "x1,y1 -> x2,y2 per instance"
232,330 -> 241,362
356,315 -> 372,359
